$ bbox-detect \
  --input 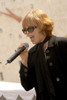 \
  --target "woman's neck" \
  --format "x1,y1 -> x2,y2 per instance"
43,41 -> 48,51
